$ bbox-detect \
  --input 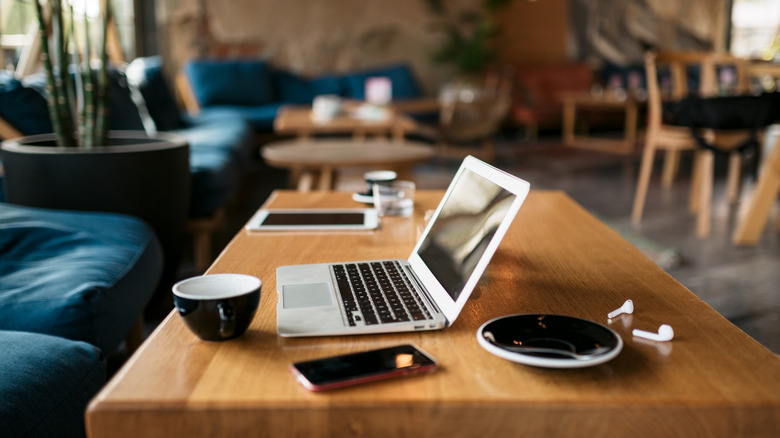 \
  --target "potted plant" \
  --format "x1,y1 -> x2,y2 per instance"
423,0 -> 515,160
425,0 -> 515,108
426,0 -> 512,77
0,0 -> 190,286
